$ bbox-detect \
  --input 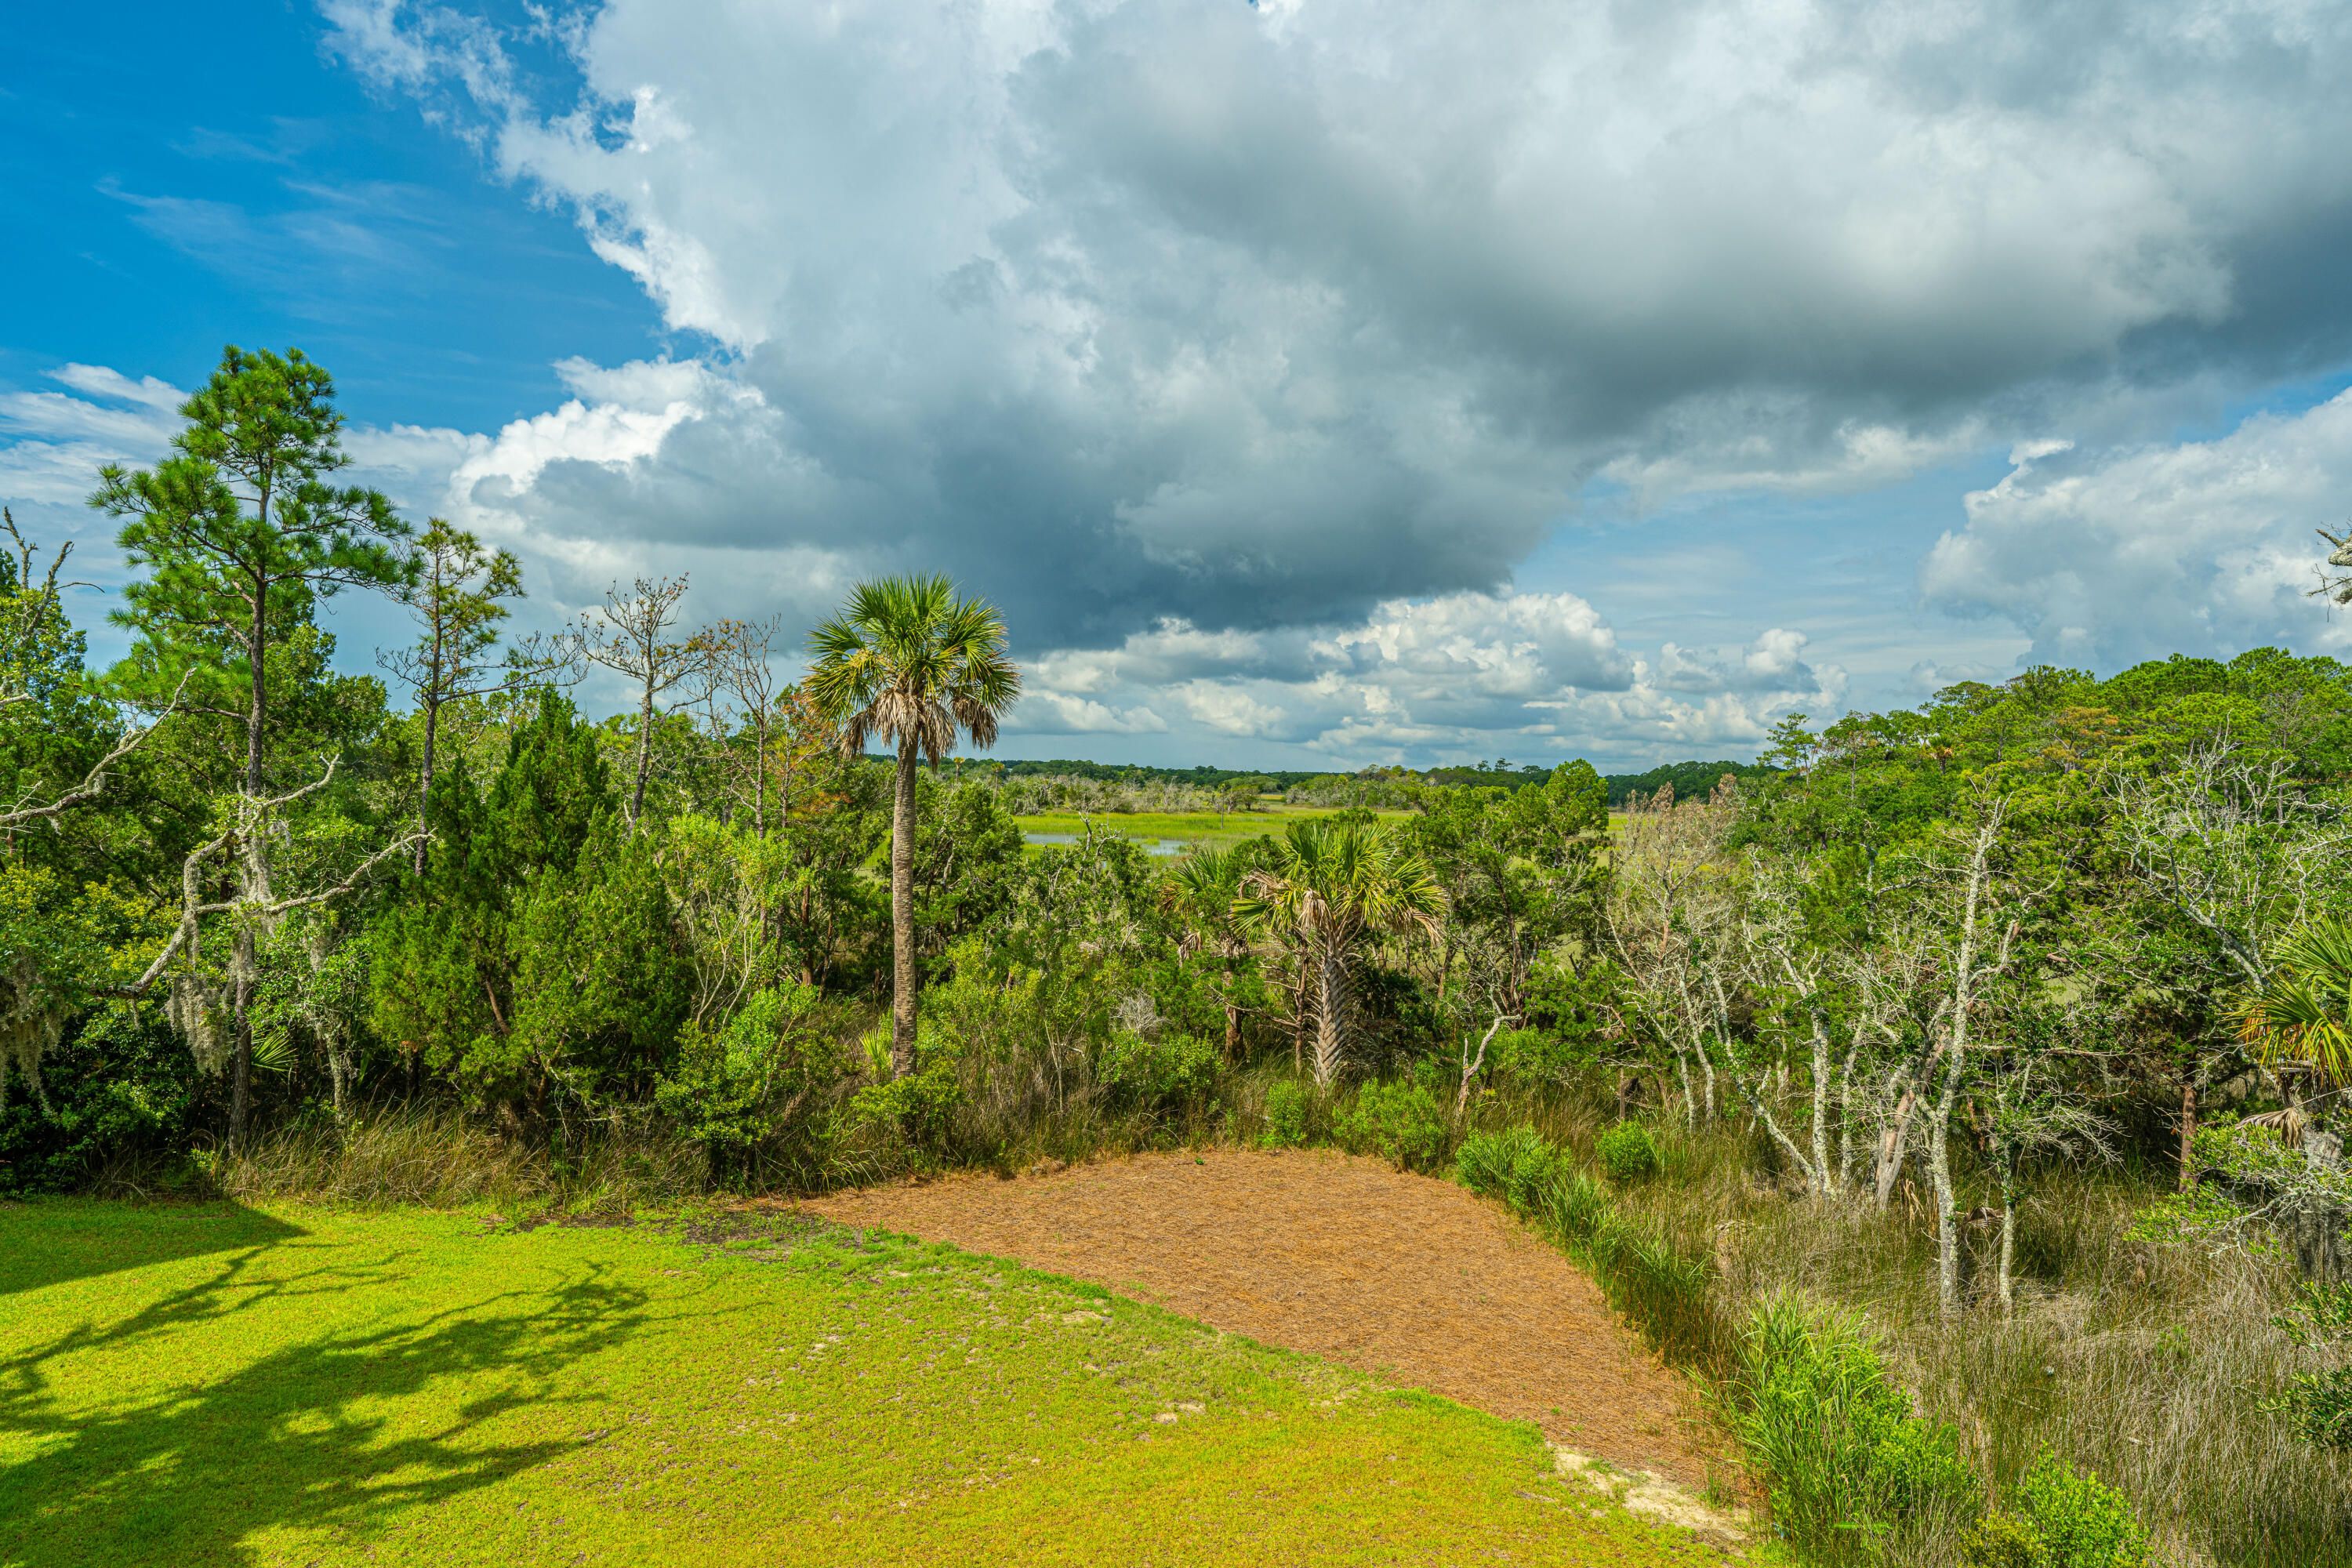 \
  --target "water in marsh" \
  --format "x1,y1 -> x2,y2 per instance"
1023,832 -> 1189,855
